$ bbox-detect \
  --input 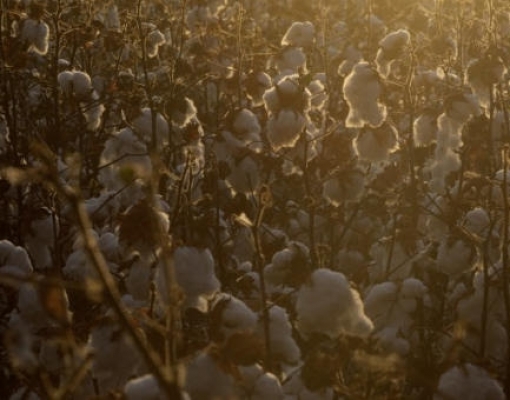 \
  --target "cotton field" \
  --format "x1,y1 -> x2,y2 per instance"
1,0 -> 510,399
